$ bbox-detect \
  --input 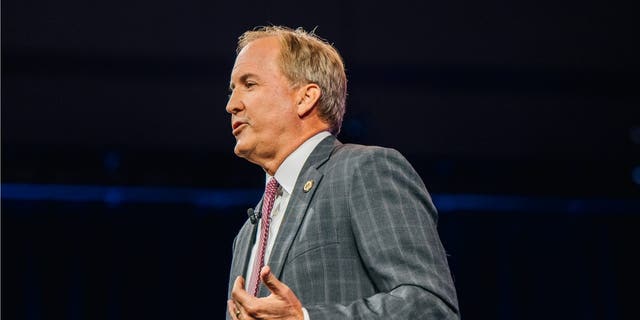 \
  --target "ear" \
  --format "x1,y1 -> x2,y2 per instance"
295,83 -> 321,118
